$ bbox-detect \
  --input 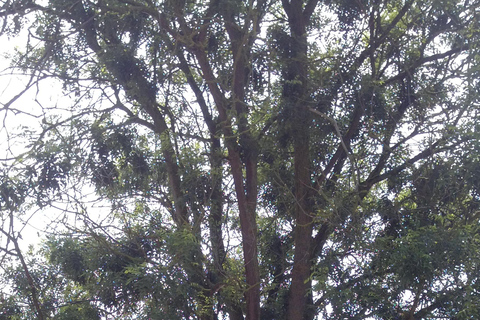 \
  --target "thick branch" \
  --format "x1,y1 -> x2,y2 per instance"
189,22 -> 260,320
